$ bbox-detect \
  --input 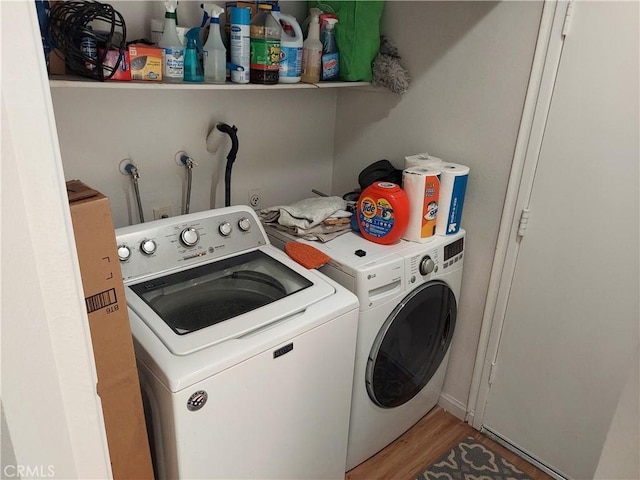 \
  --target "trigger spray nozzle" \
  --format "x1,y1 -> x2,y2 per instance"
200,3 -> 224,26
